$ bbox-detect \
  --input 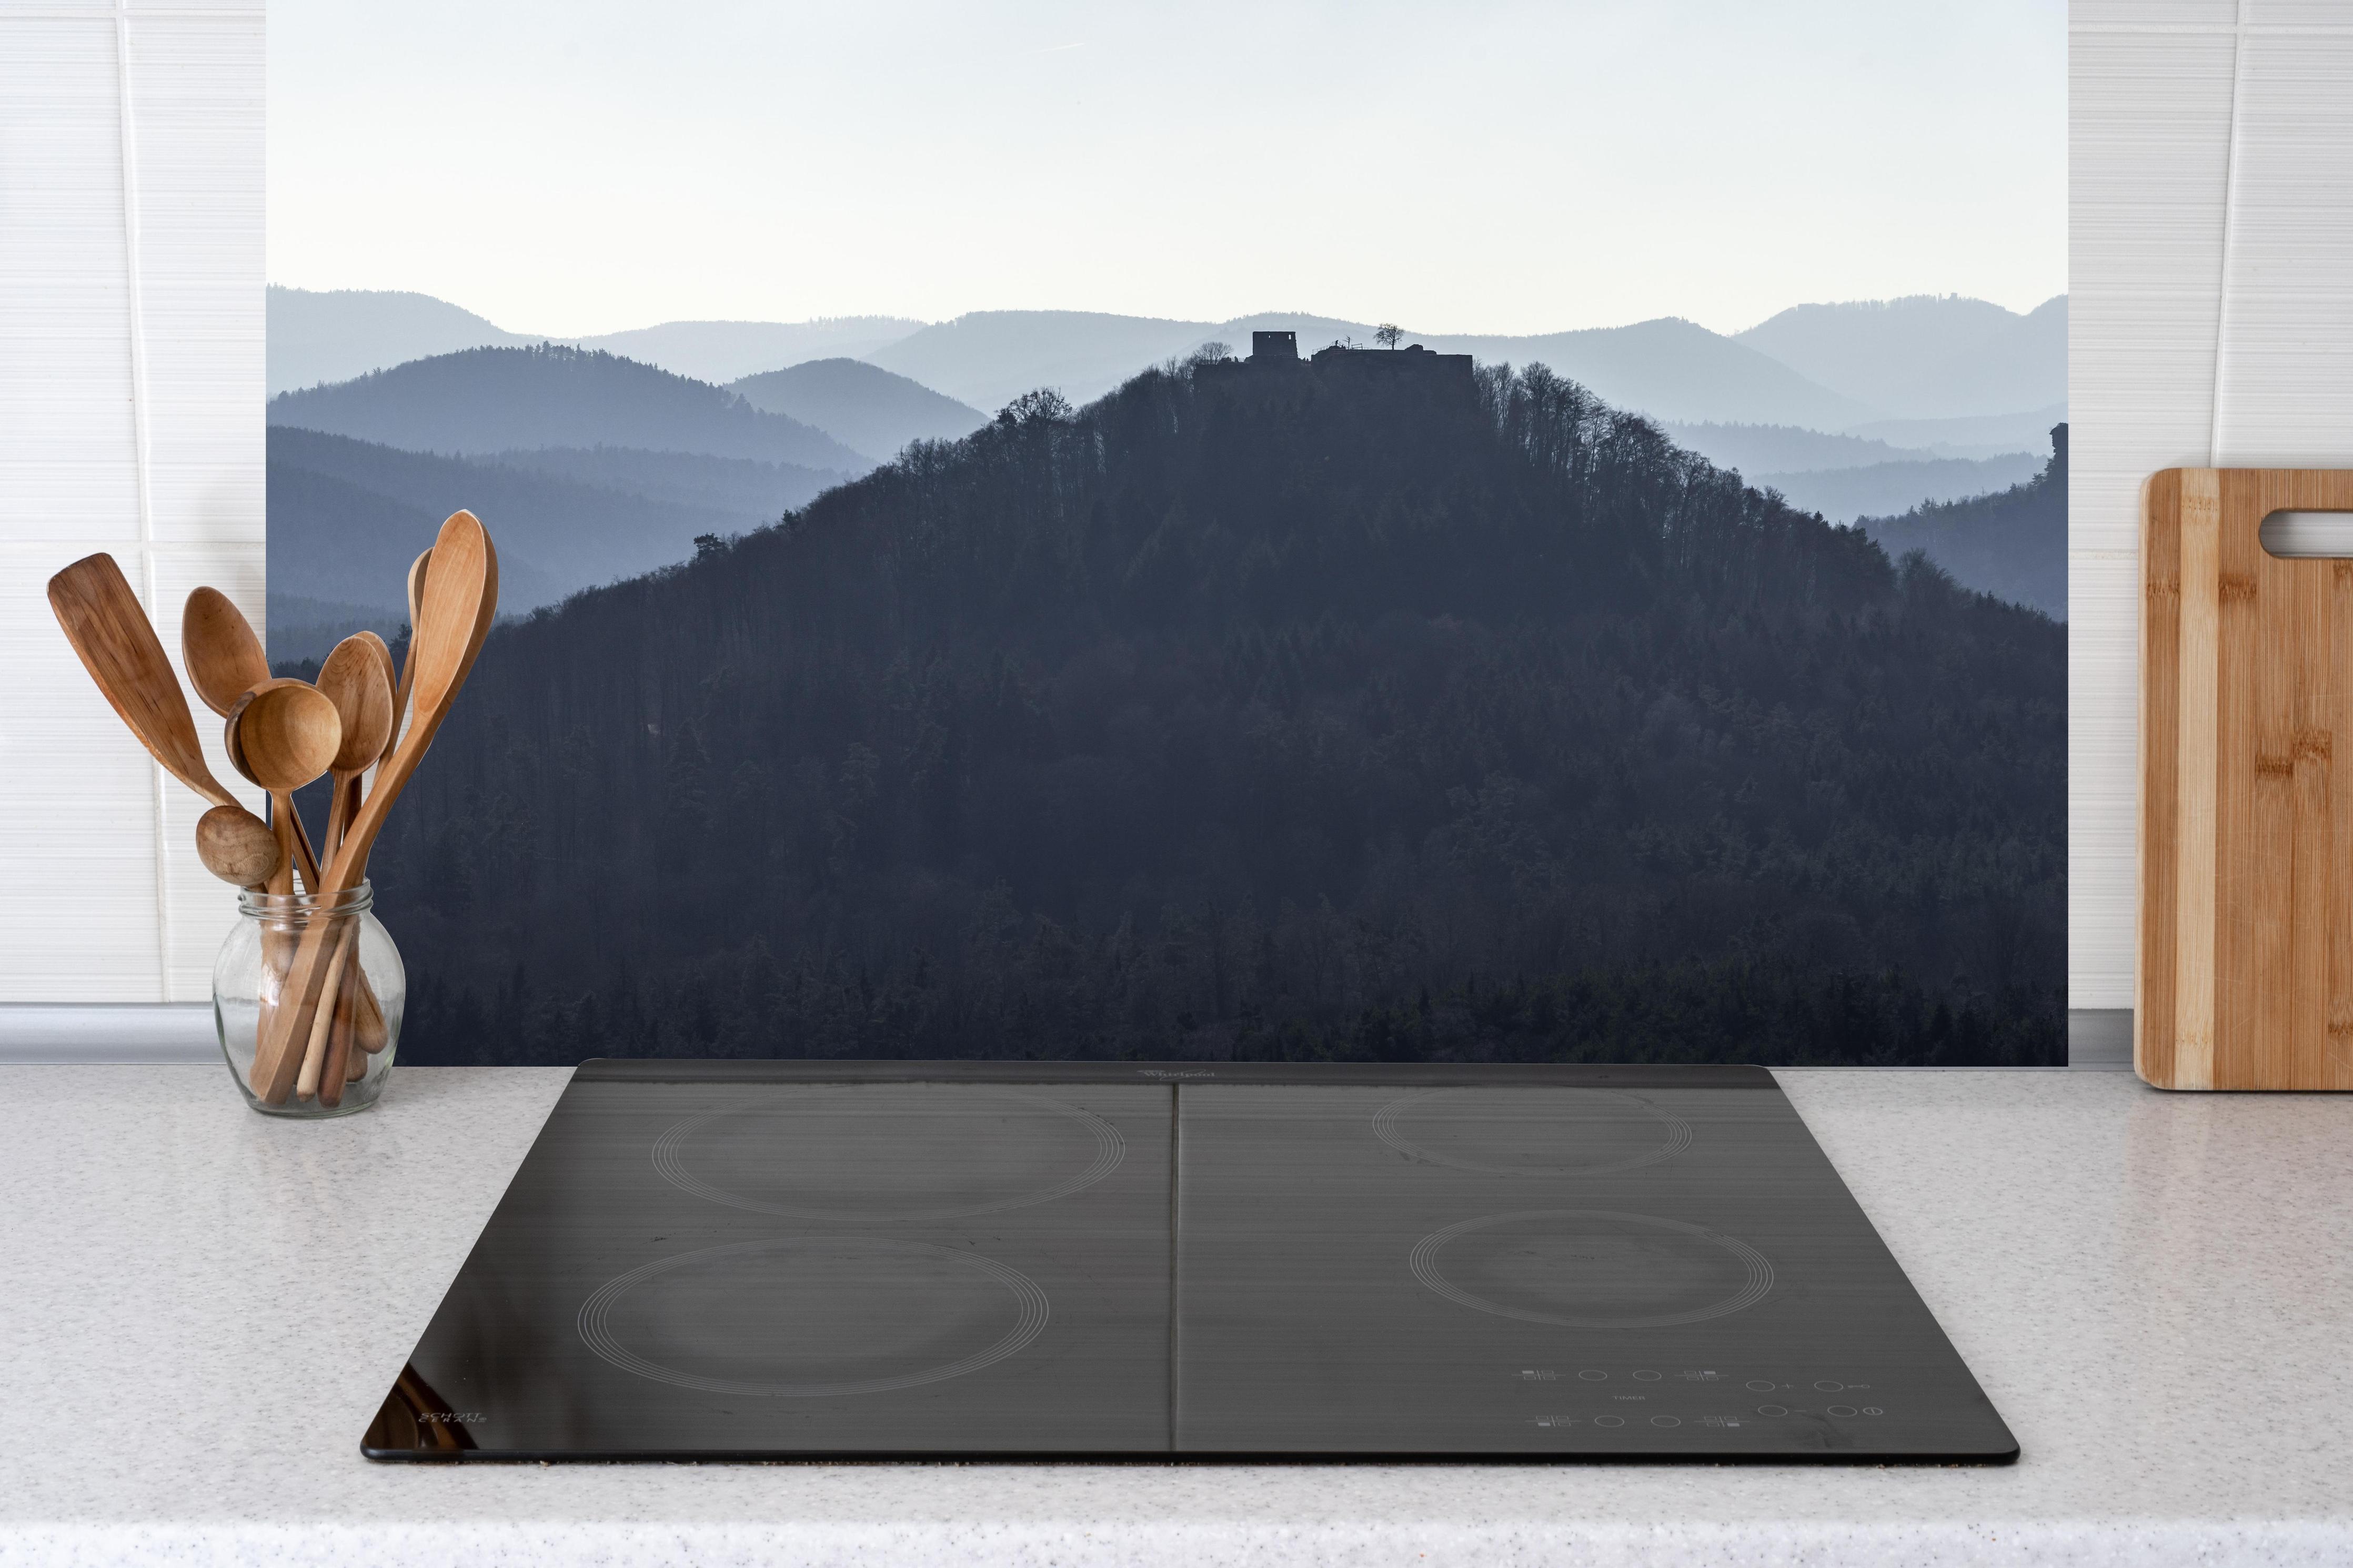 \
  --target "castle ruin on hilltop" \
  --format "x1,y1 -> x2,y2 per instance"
1194,330 -> 1476,394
